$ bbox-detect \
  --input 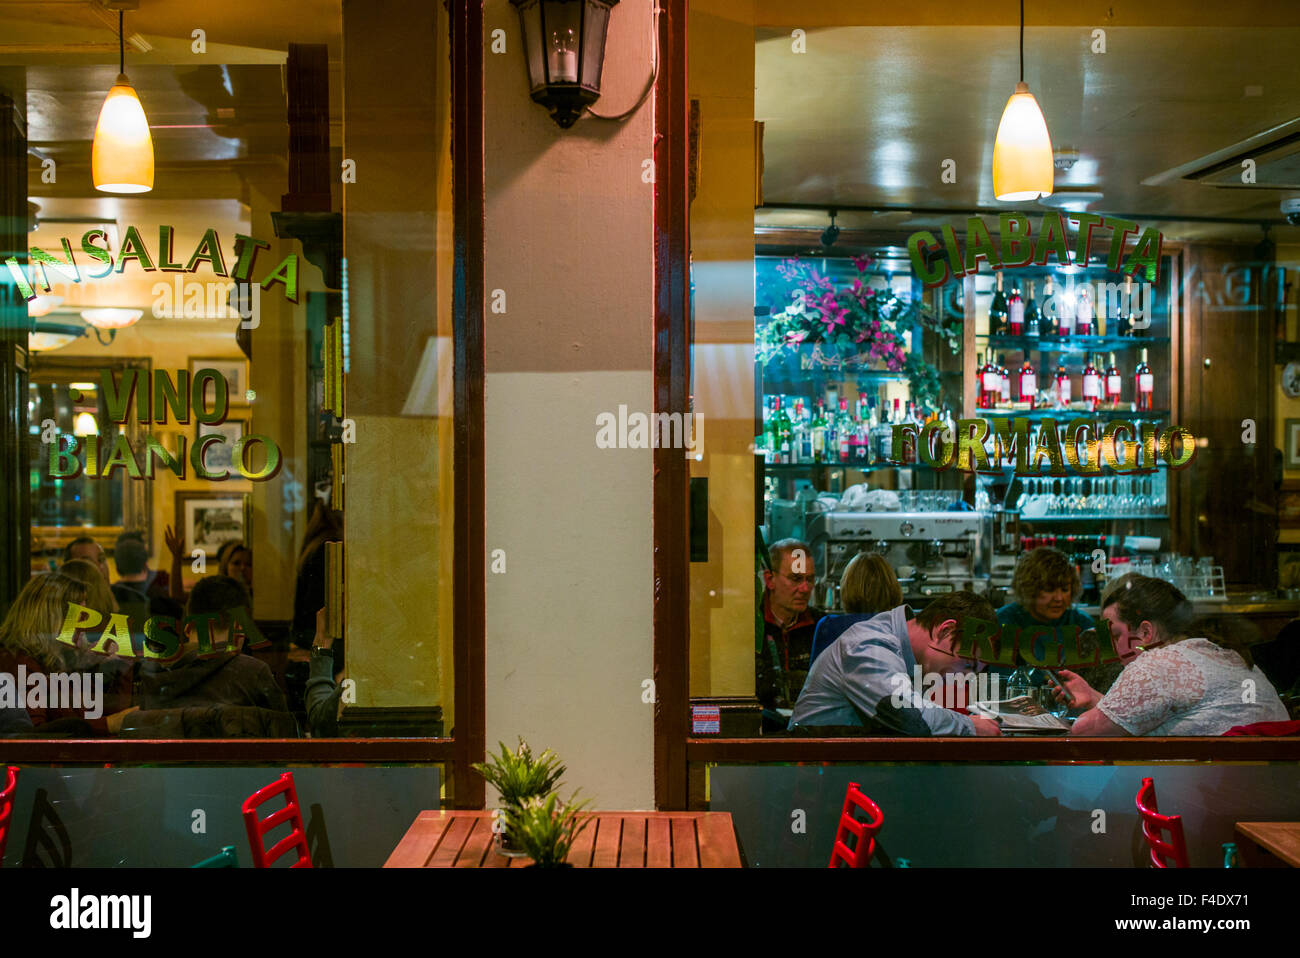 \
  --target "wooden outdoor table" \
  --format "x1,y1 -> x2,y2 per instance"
384,810 -> 742,868
1234,822 -> 1300,868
